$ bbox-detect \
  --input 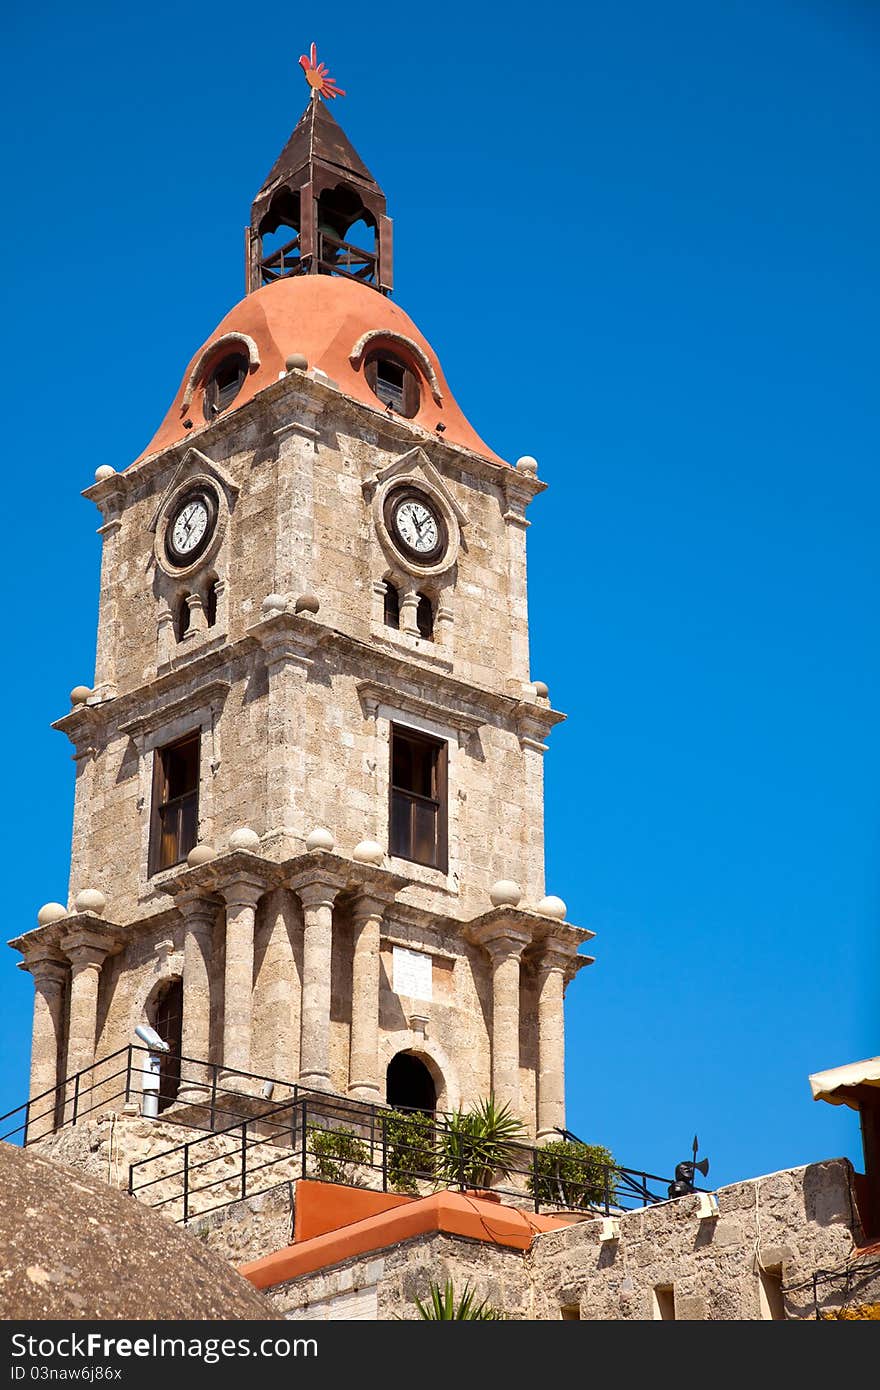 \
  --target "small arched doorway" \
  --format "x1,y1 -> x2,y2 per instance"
386,1051 -> 437,1114
150,978 -> 183,1112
